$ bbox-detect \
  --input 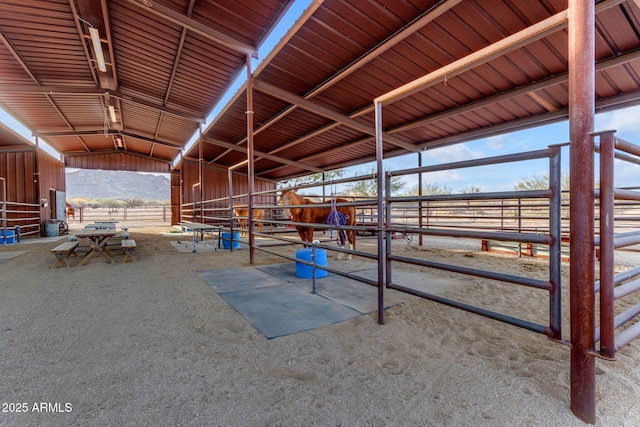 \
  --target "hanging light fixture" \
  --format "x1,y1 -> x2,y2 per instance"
108,105 -> 117,123
89,27 -> 107,72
